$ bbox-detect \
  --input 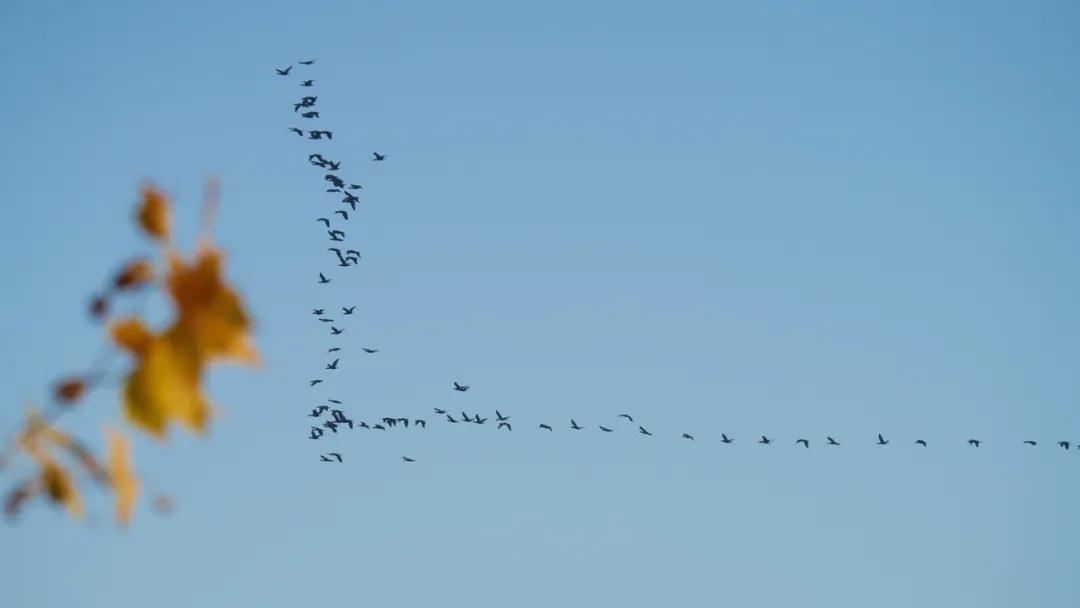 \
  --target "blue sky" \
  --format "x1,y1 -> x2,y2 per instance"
1,1 -> 1078,606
